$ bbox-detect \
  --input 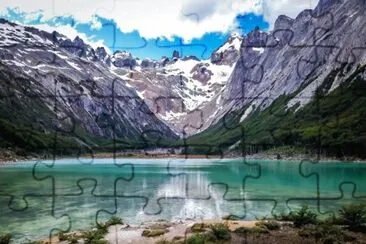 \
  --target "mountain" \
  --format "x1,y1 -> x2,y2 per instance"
1,0 -> 365,159
0,19 -> 178,157
118,33 -> 242,135
185,0 -> 366,158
